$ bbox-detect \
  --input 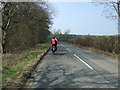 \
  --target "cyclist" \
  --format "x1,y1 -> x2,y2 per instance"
51,37 -> 57,51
